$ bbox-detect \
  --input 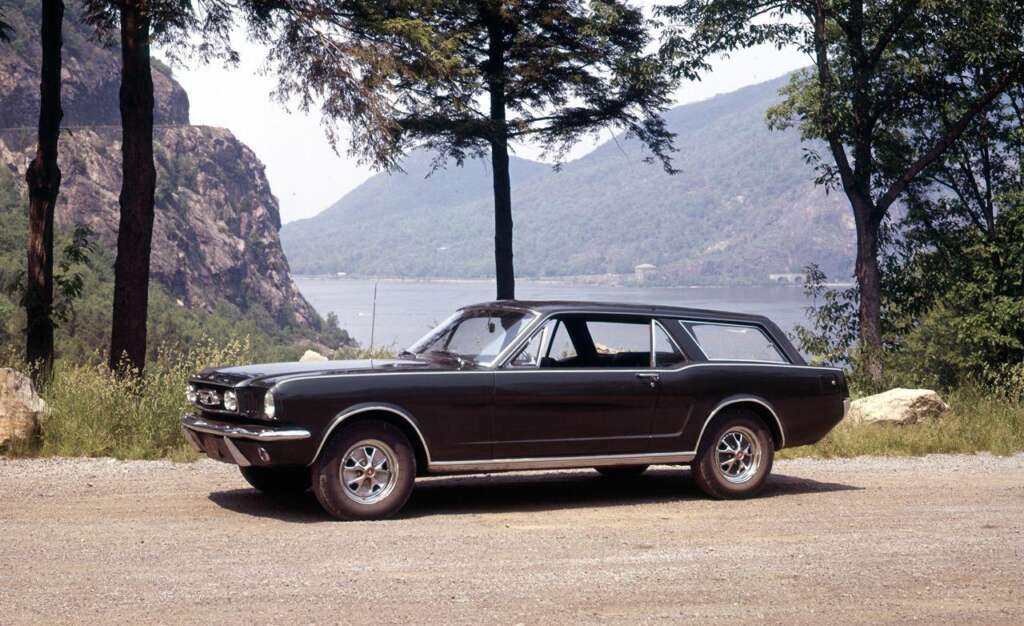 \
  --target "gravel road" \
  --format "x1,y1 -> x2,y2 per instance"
2,454 -> 1023,625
